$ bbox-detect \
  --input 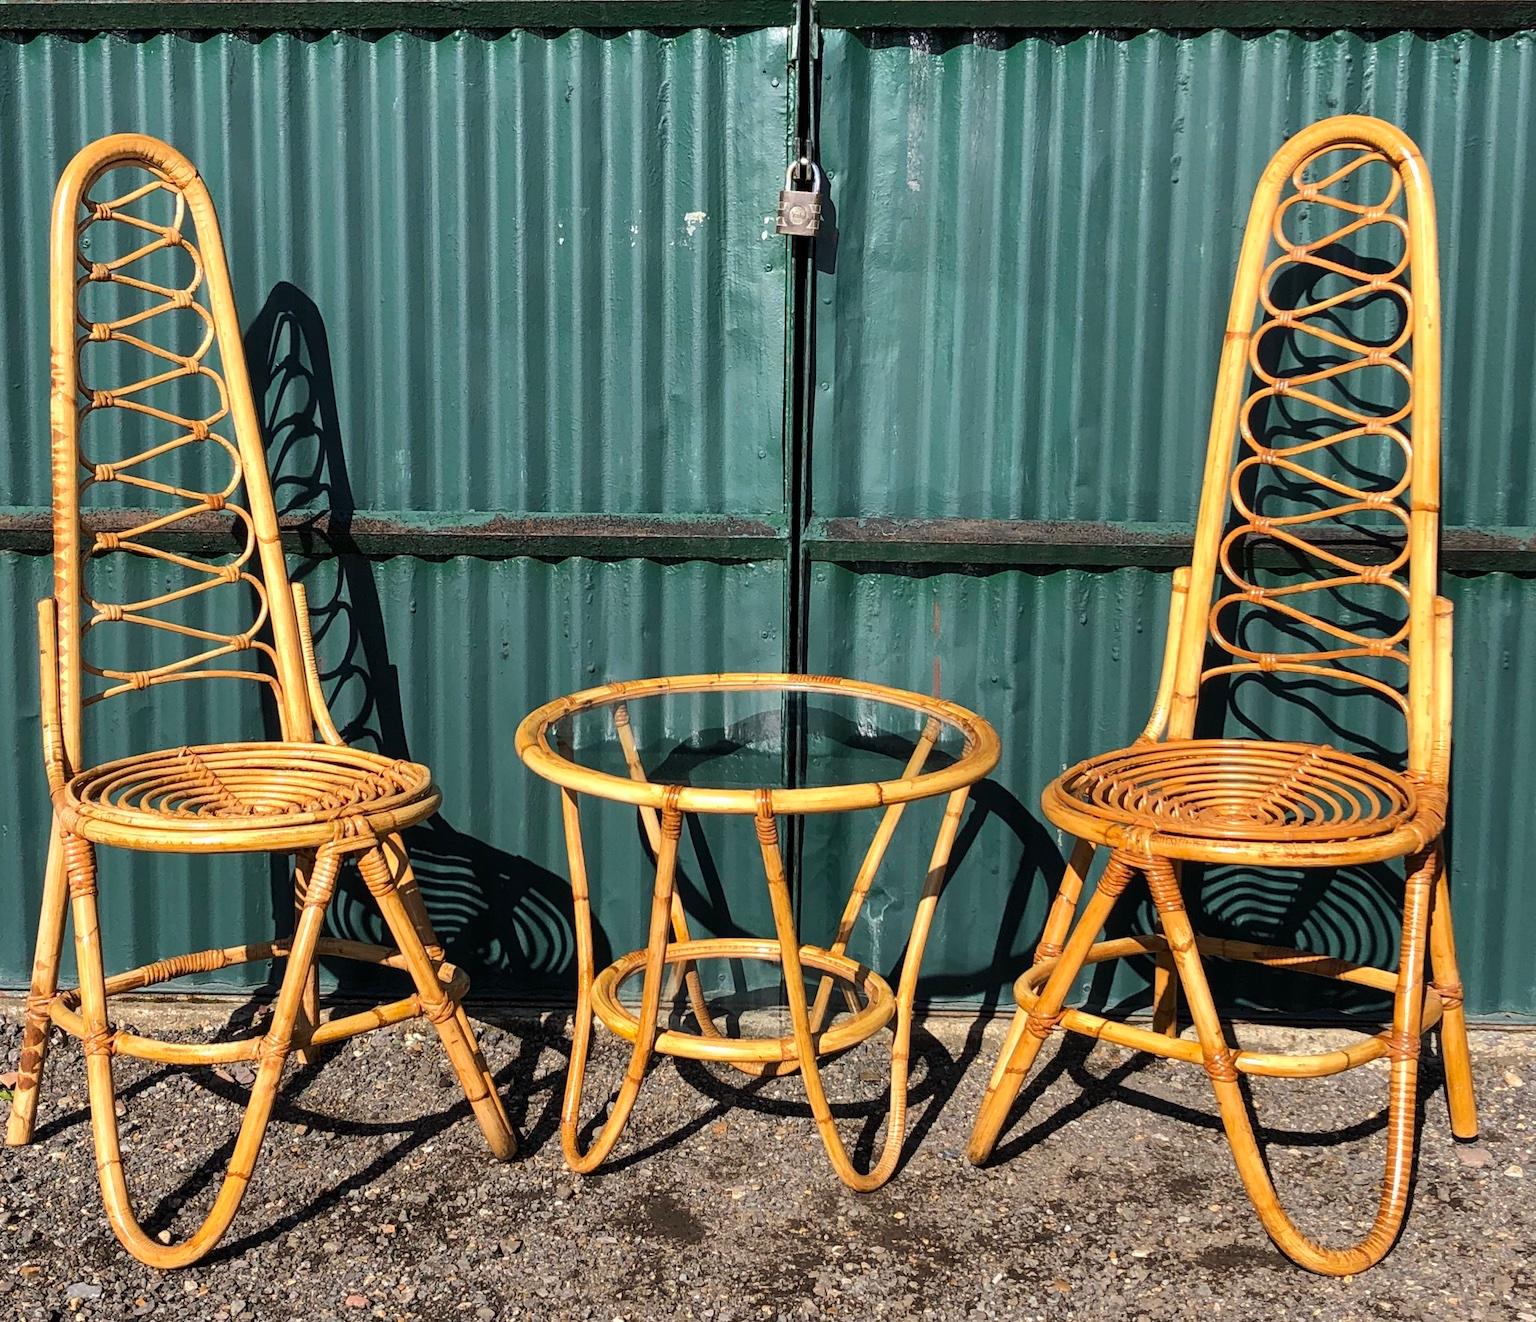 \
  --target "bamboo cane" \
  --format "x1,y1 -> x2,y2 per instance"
968,115 -> 1476,1275
8,133 -> 514,1270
